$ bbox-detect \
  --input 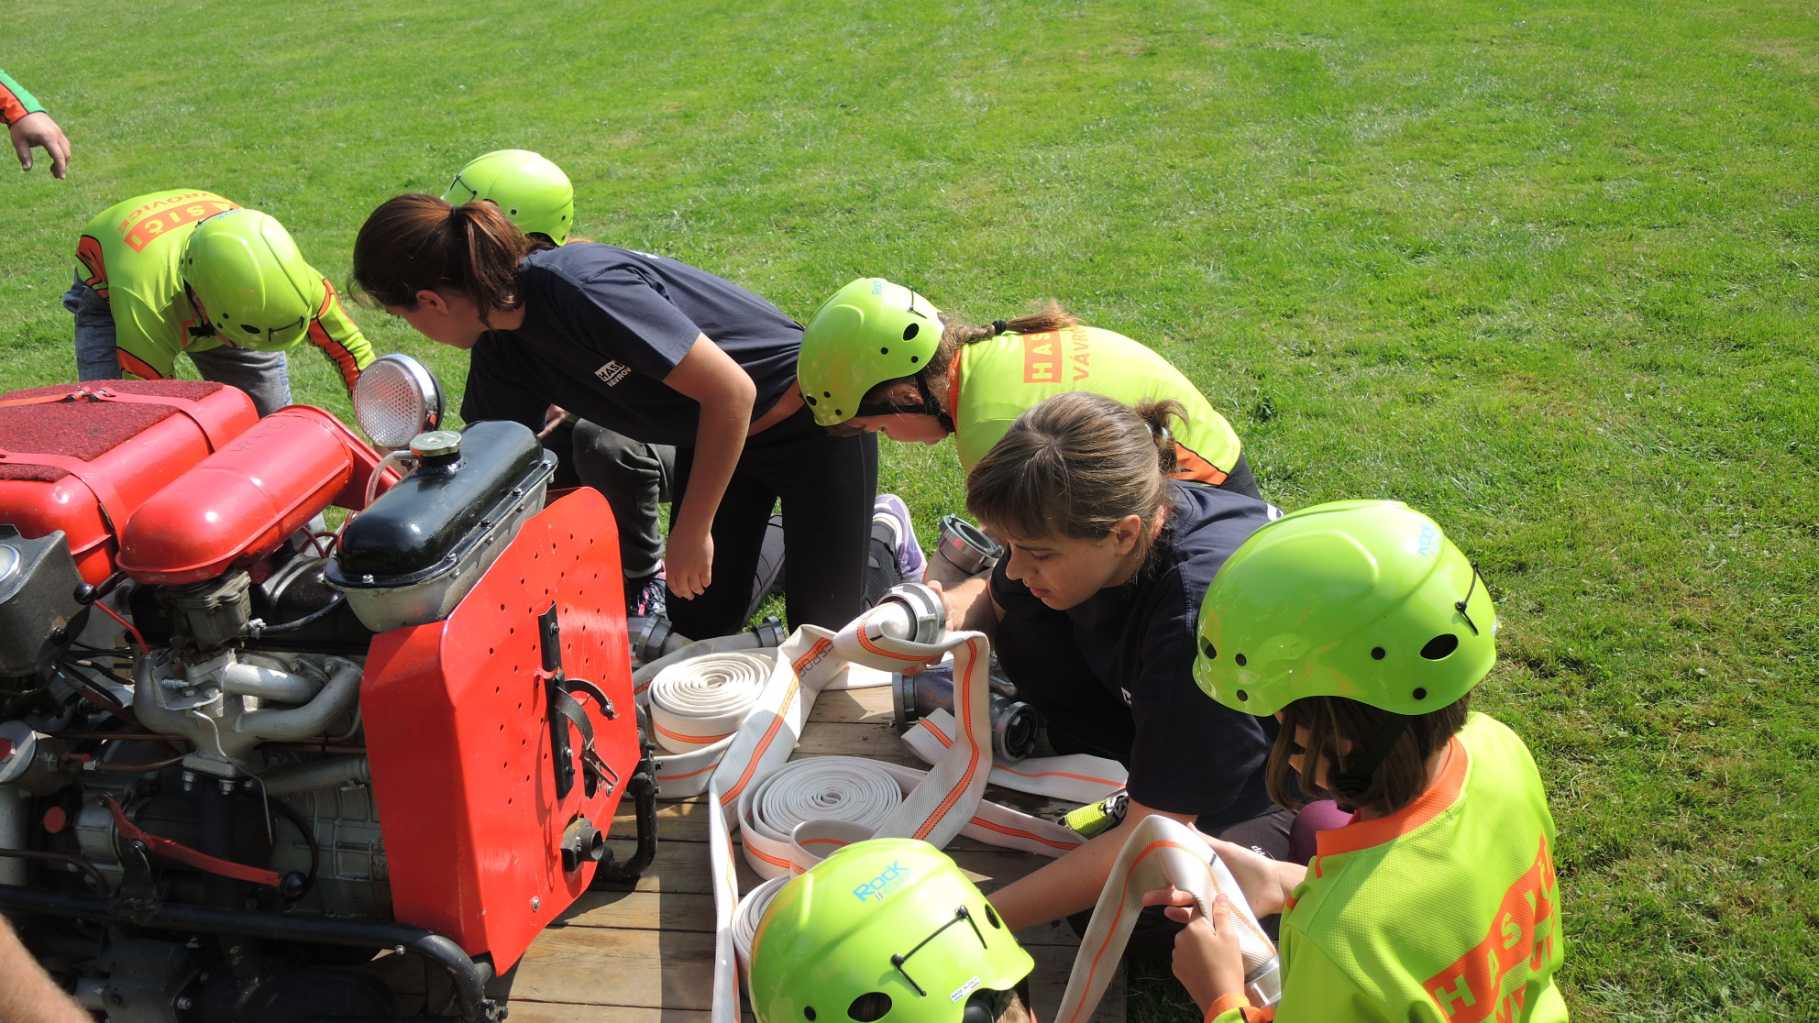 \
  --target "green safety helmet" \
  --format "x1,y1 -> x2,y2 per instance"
181,209 -> 325,351
1193,500 -> 1497,718
443,149 -> 574,245
749,838 -> 1033,1023
799,278 -> 944,426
